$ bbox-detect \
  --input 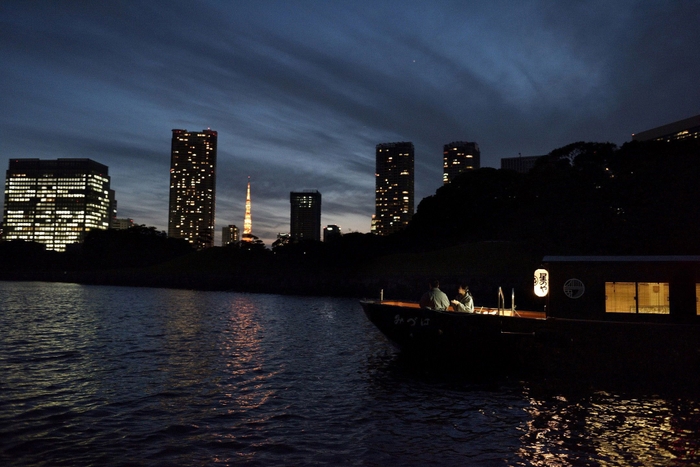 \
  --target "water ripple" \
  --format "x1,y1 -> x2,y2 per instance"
2,282 -> 700,466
